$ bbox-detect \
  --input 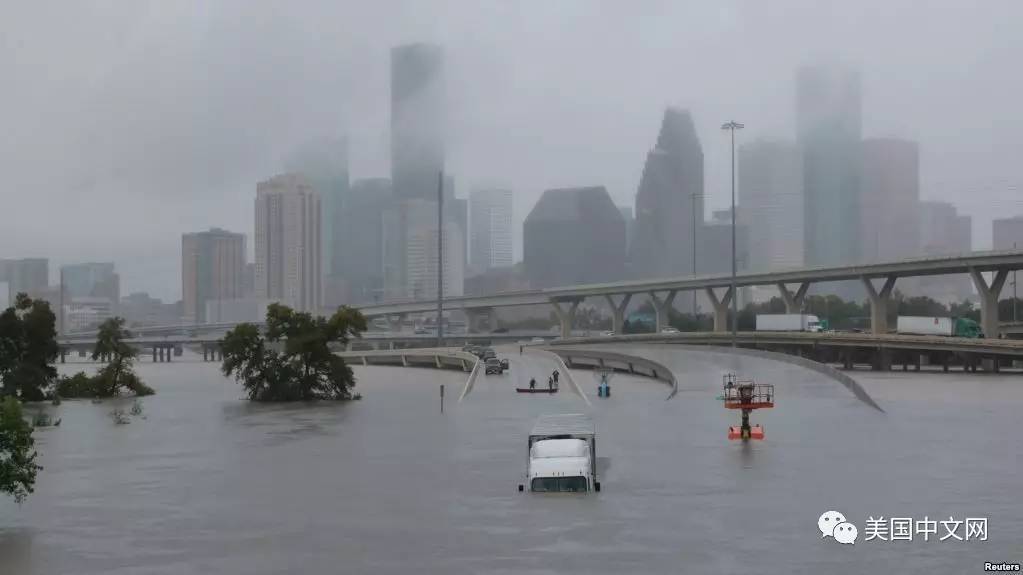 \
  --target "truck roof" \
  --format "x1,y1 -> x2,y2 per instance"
530,414 -> 594,437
